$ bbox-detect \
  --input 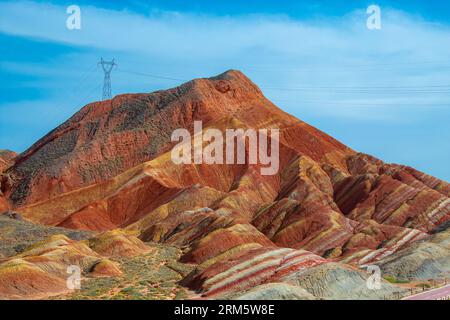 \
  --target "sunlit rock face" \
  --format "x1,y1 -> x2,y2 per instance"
1,71 -> 448,300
